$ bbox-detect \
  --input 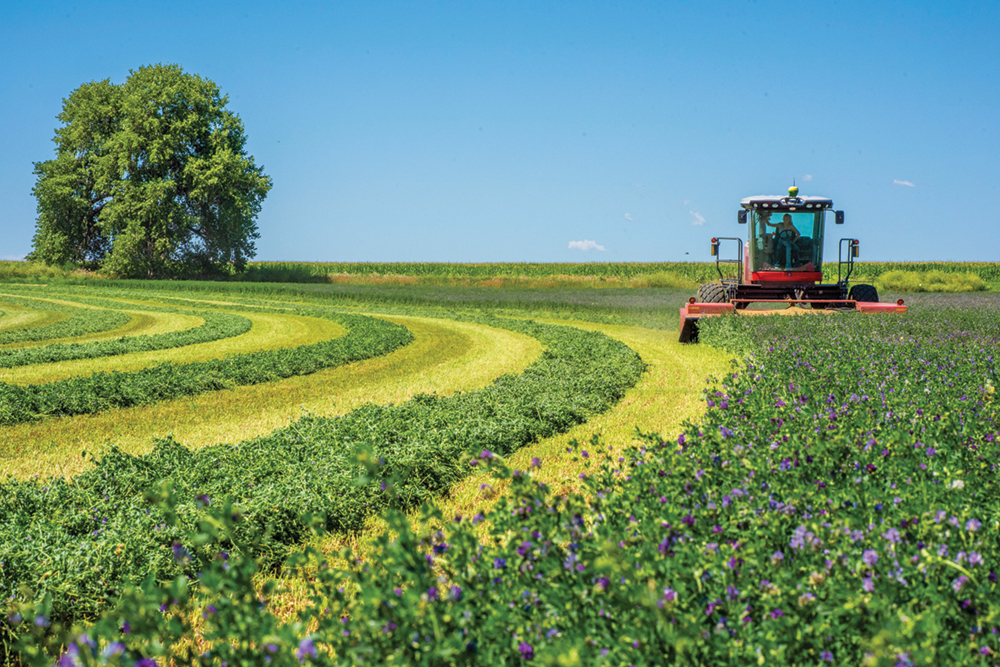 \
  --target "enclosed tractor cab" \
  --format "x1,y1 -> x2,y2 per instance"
679,185 -> 906,343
